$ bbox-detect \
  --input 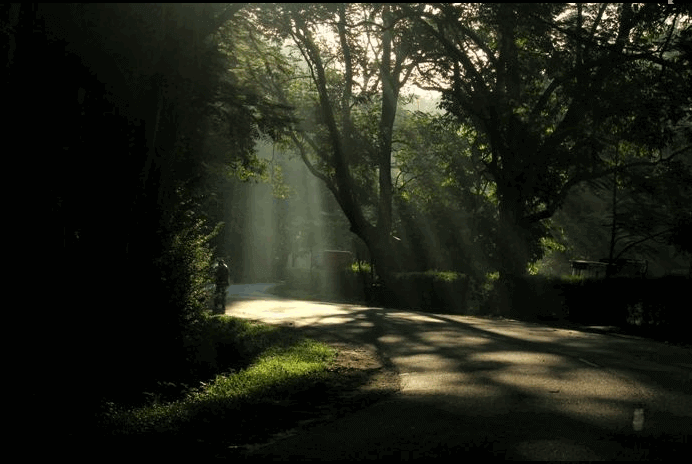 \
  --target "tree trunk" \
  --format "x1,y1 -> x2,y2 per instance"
496,187 -> 531,315
377,5 -> 396,239
345,210 -> 398,292
607,144 -> 620,278
285,5 -> 407,298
